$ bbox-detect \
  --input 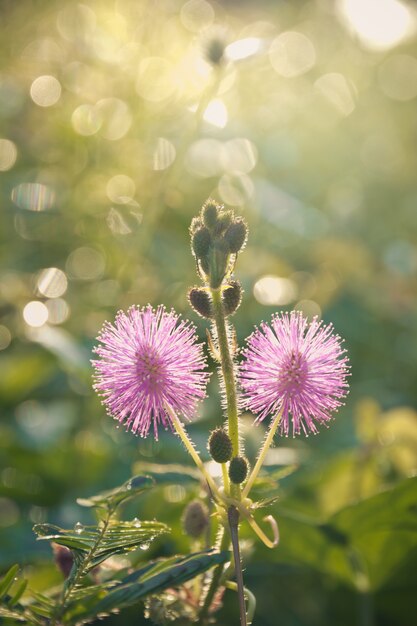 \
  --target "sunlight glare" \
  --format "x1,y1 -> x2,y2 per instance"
203,99 -> 228,128
338,0 -> 415,50
226,37 -> 262,61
